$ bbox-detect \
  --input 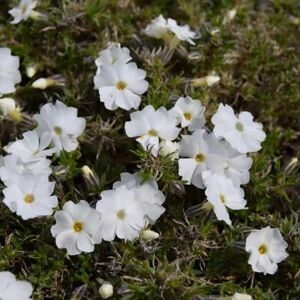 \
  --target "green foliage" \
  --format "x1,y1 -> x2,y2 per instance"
0,0 -> 299,299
